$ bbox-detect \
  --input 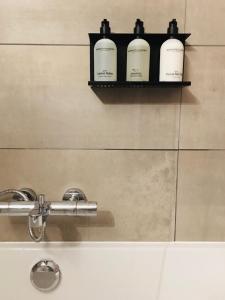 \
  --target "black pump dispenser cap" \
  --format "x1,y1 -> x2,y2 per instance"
167,19 -> 179,35
134,19 -> 145,35
100,19 -> 111,35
